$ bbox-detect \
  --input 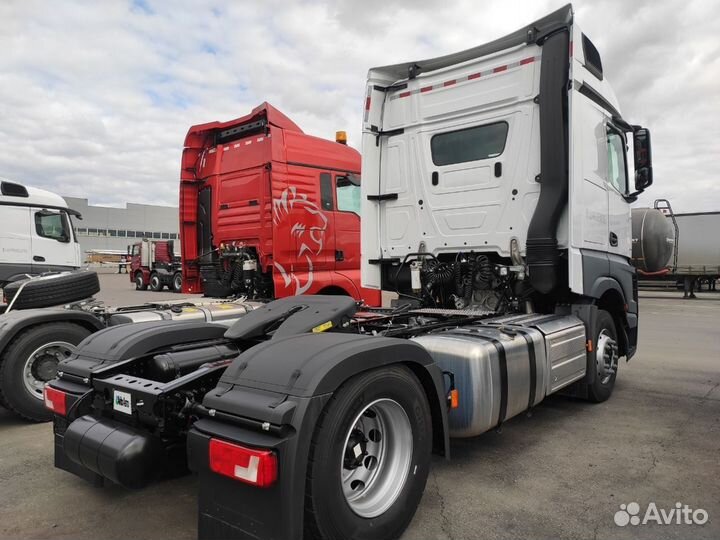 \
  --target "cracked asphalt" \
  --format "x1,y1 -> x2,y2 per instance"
1,283 -> 718,540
